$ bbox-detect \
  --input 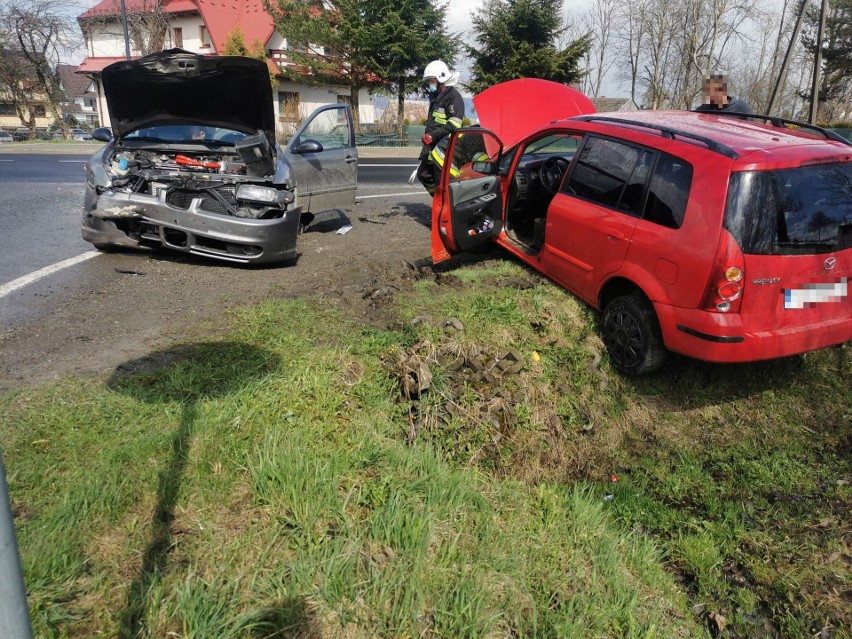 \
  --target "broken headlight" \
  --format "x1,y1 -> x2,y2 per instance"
236,184 -> 294,206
